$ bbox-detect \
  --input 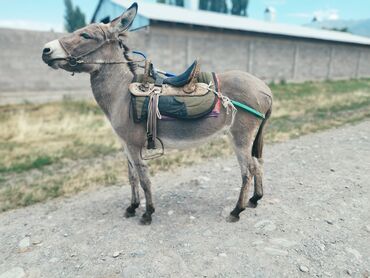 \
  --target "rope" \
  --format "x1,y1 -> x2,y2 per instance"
146,88 -> 162,149
74,56 -> 146,65
207,82 -> 238,128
